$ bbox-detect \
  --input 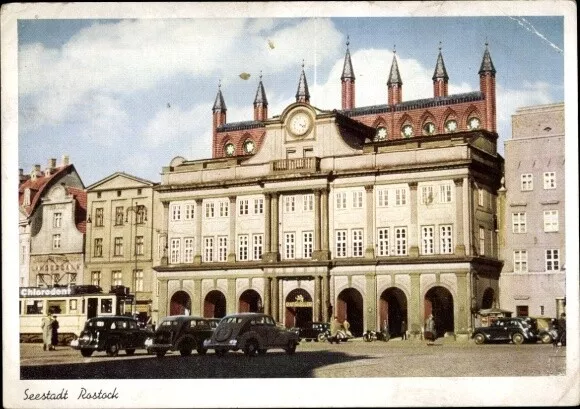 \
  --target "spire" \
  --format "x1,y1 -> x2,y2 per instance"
254,72 -> 268,106
387,48 -> 402,86
295,60 -> 310,103
212,80 -> 227,112
478,41 -> 496,75
432,43 -> 449,81
341,35 -> 355,80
